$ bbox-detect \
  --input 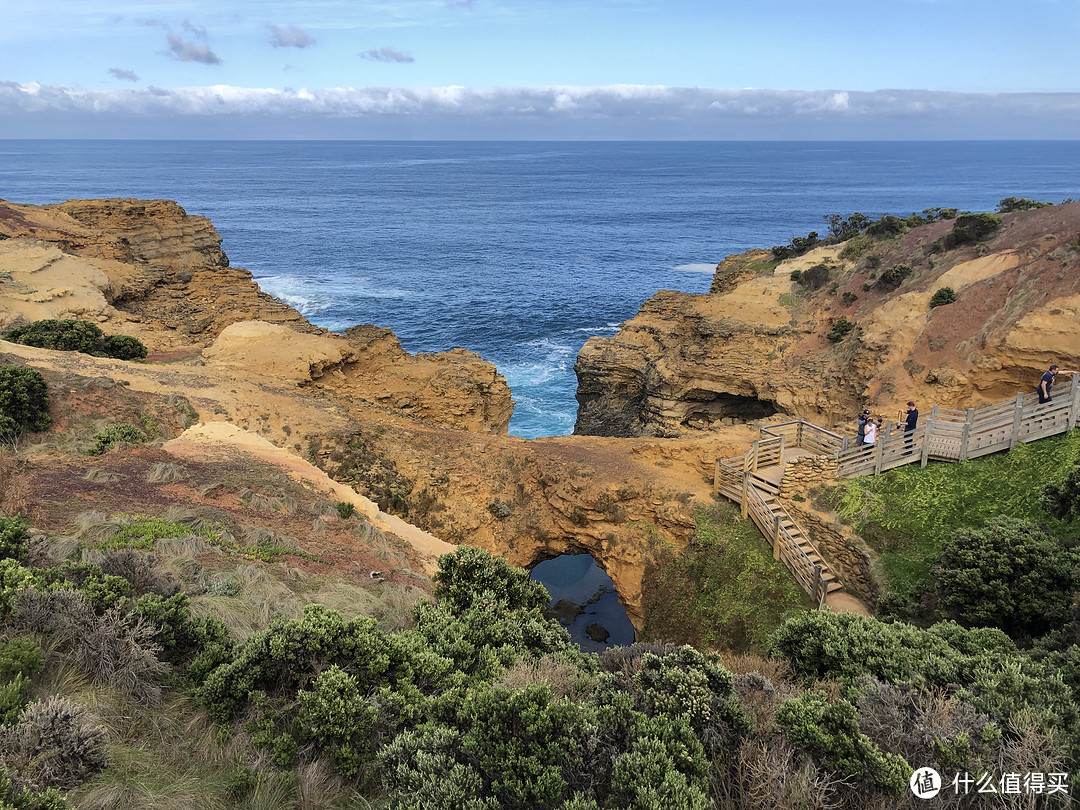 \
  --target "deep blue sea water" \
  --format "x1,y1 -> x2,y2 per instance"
2,140 -> 1078,438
